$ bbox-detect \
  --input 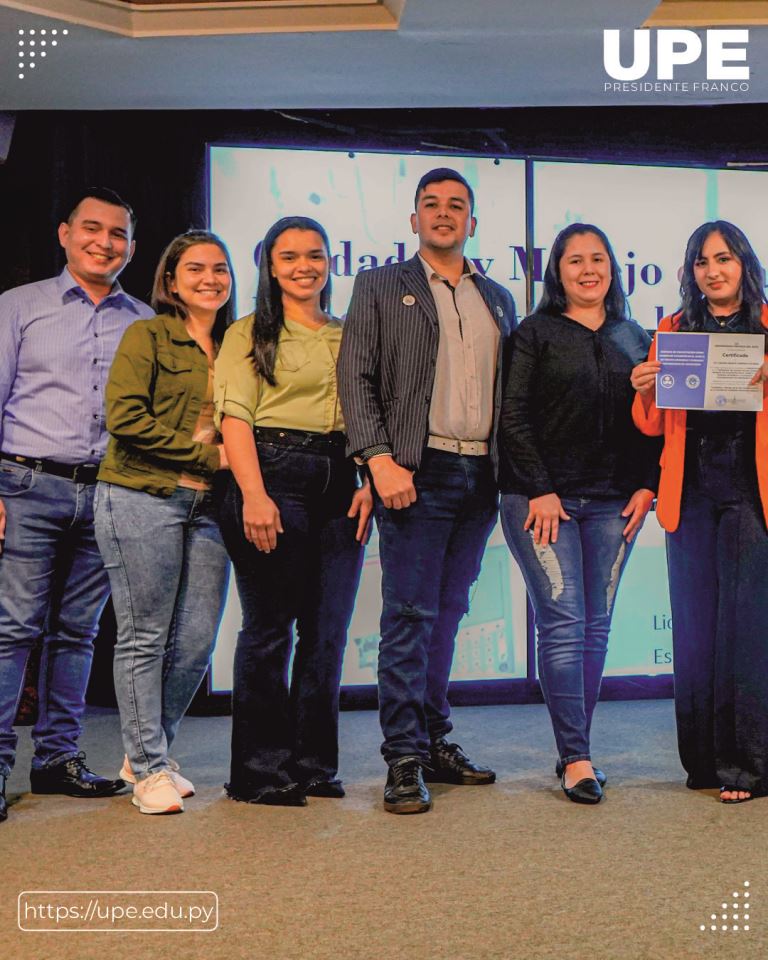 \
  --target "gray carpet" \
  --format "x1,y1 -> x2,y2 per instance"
3,700 -> 765,960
